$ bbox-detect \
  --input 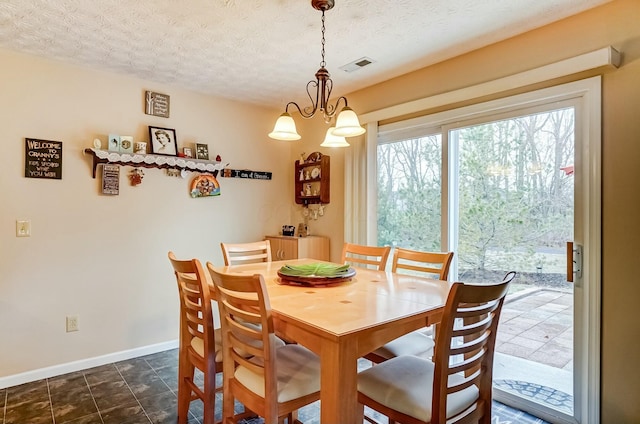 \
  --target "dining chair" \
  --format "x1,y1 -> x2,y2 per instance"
220,240 -> 272,266
168,252 -> 222,424
208,266 -> 321,424
357,271 -> 516,424
364,248 -> 455,364
341,242 -> 391,271
391,247 -> 454,280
